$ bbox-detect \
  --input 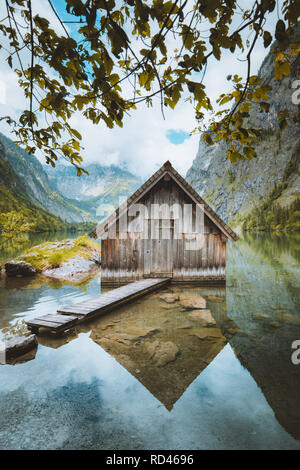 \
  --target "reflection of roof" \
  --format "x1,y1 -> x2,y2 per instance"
90,160 -> 238,242
91,328 -> 227,411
